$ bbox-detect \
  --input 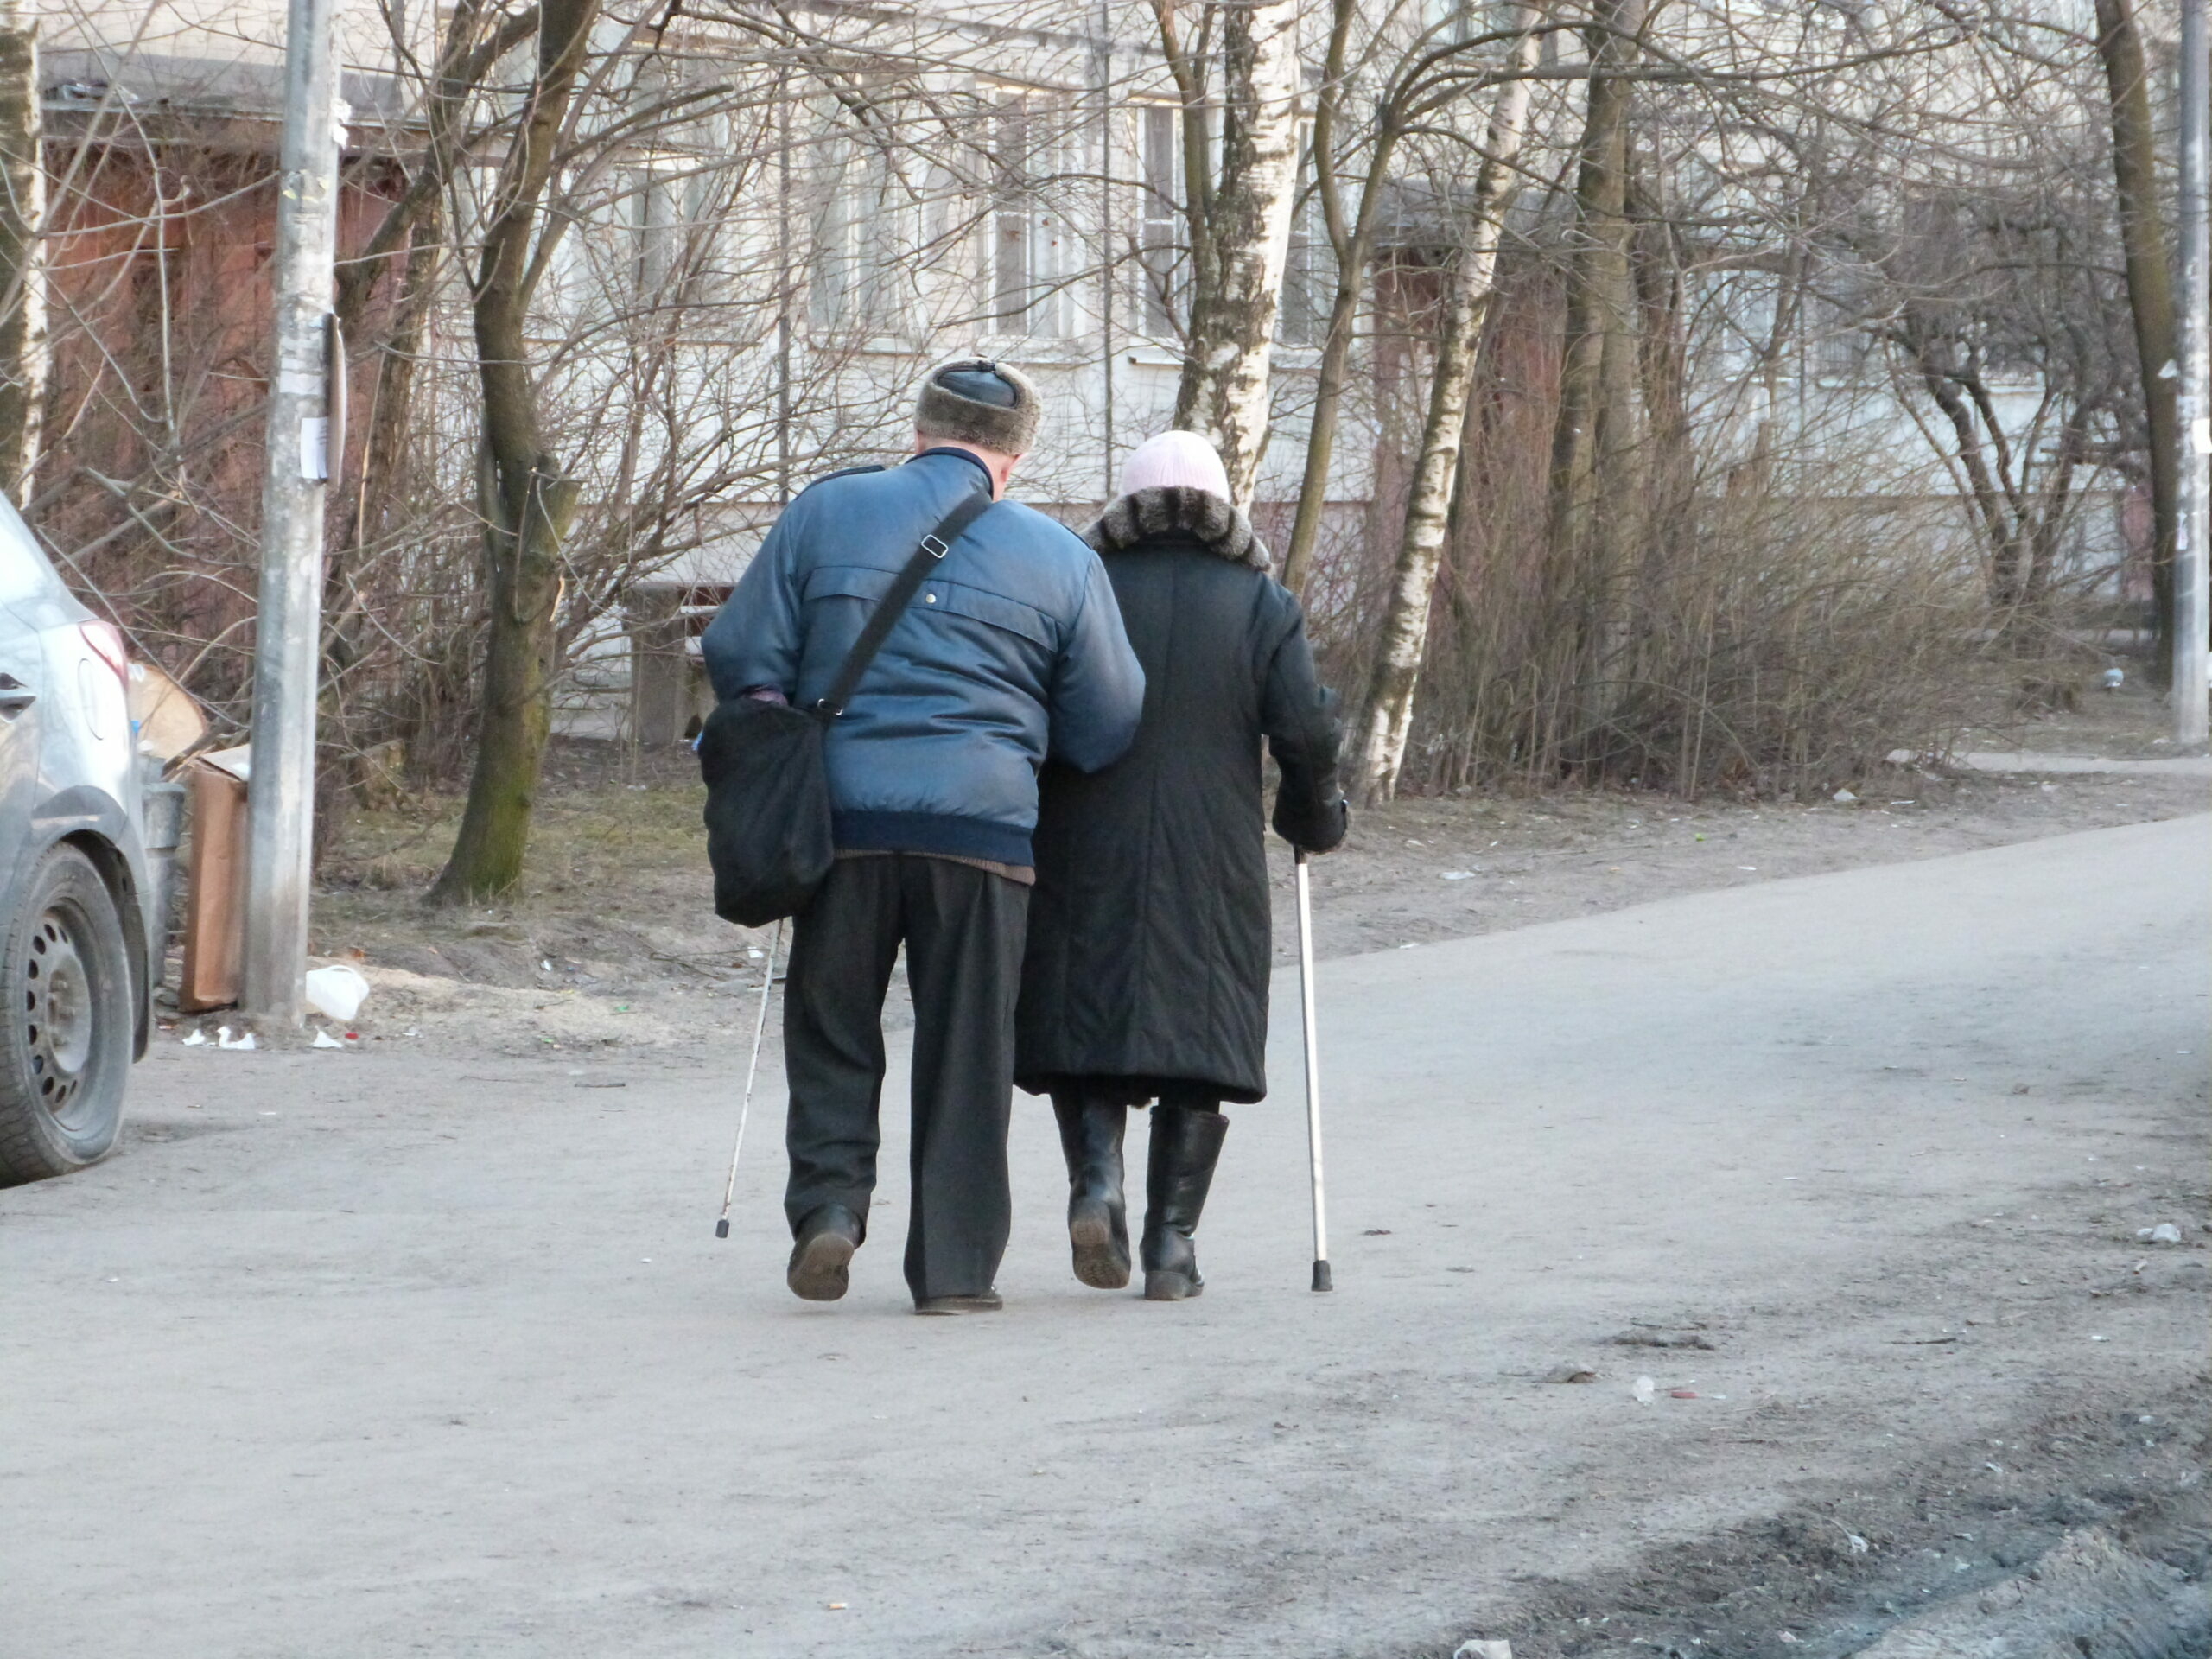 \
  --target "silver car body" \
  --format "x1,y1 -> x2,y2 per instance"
0,500 -> 152,1057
